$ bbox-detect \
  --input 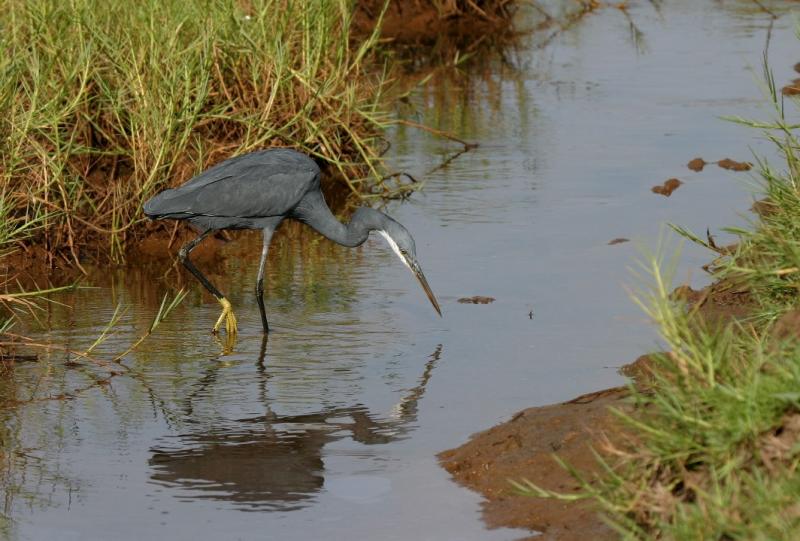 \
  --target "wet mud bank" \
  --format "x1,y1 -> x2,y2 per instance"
439,387 -> 627,540
354,0 -> 516,48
